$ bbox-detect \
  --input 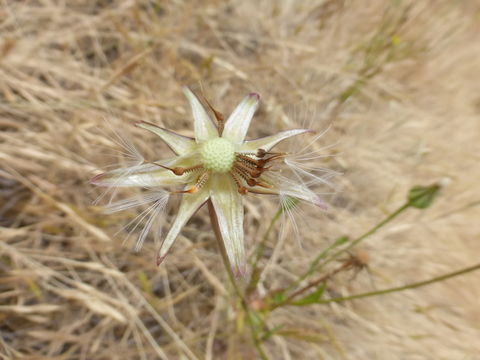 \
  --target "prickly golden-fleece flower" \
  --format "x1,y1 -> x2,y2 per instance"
91,88 -> 325,275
